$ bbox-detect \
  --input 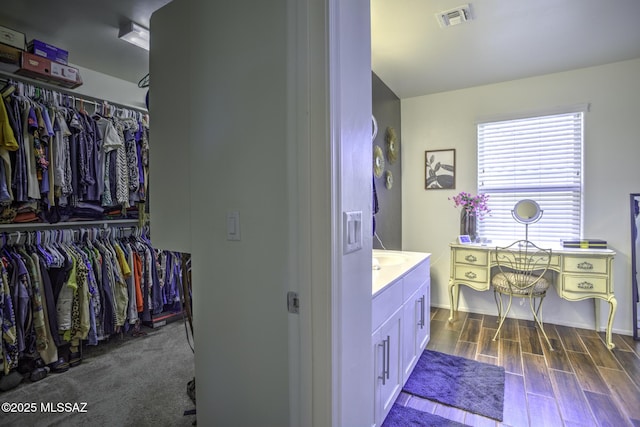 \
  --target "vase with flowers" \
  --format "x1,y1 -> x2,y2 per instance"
450,192 -> 490,242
